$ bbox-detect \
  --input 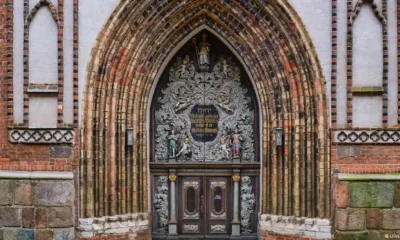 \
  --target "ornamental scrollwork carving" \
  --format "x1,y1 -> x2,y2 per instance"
183,224 -> 199,233
153,176 -> 168,233
240,176 -> 255,235
211,224 -> 226,233
154,55 -> 255,162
